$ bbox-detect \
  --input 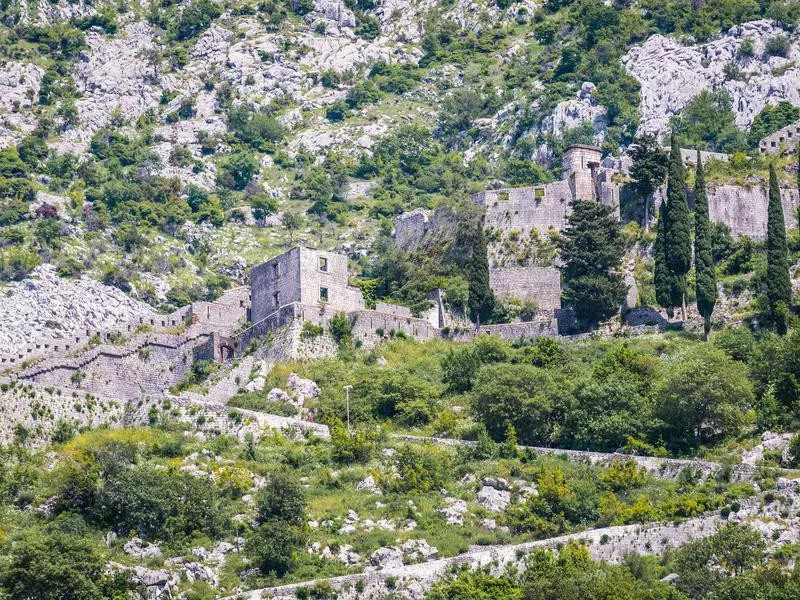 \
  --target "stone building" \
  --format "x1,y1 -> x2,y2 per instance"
250,247 -> 364,324
759,119 -> 800,154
